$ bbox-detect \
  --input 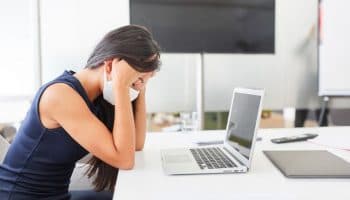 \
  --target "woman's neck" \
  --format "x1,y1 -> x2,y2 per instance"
73,68 -> 103,102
